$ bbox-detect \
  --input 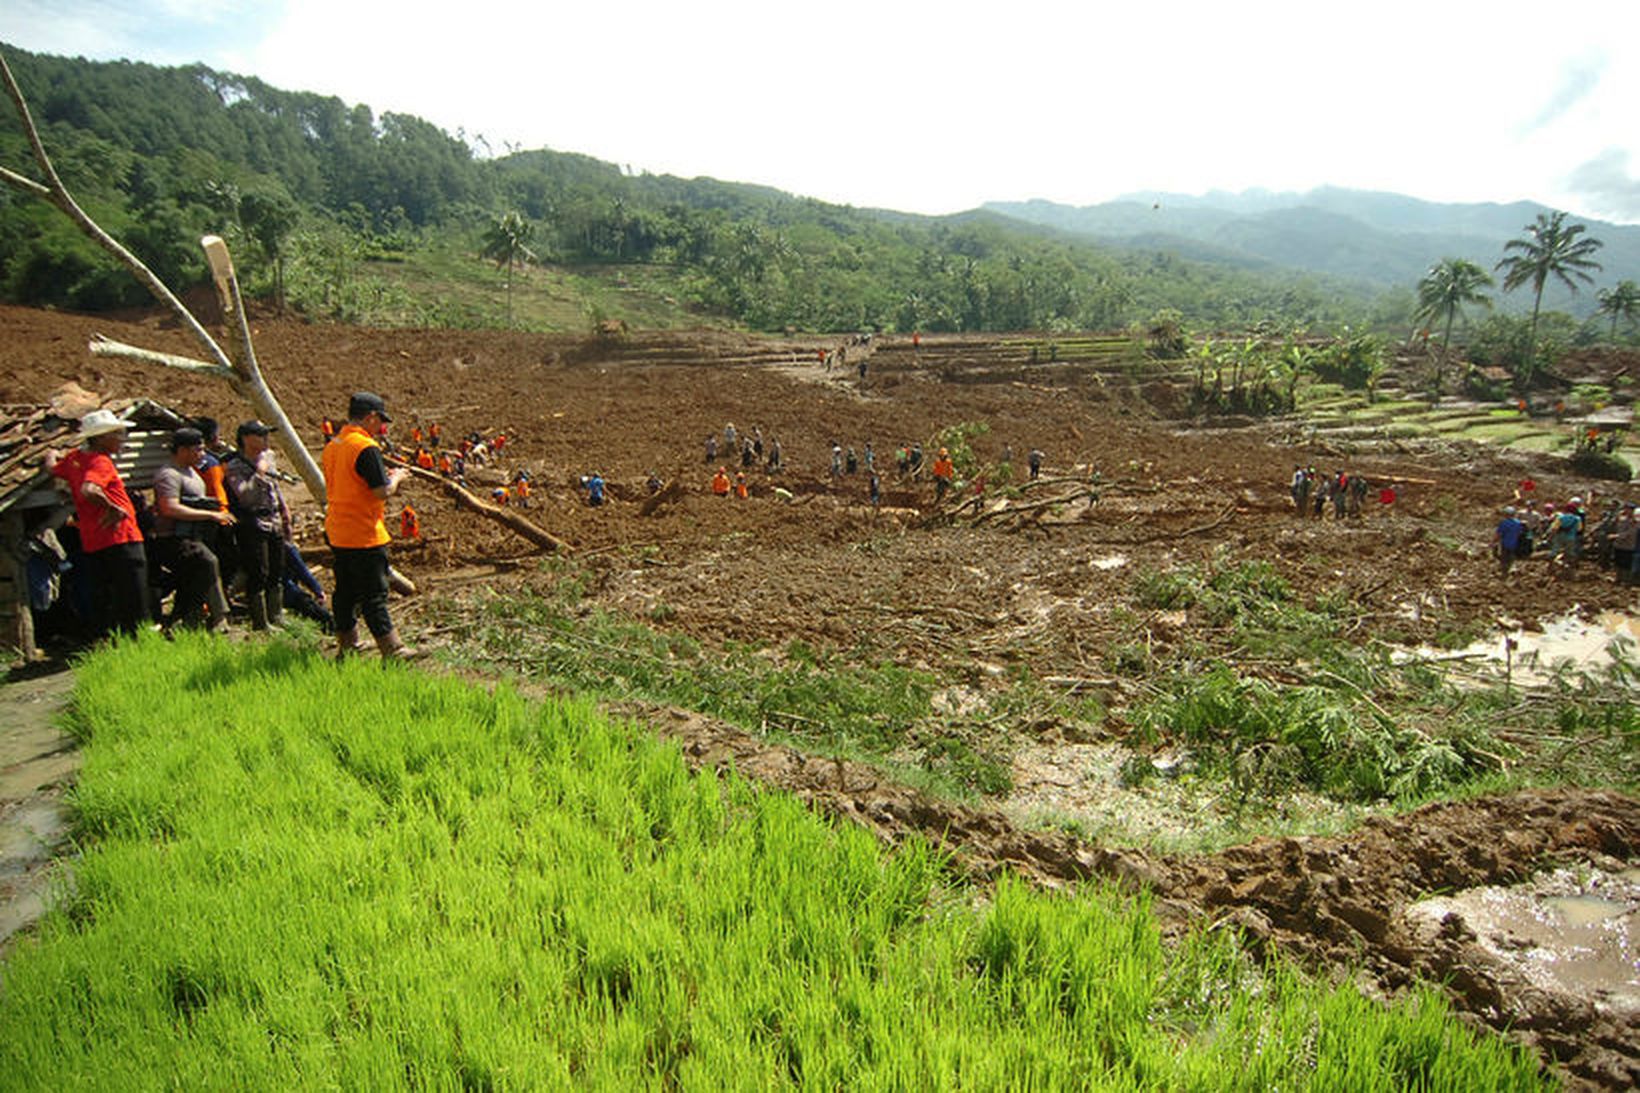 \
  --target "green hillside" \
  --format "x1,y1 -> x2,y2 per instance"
0,44 -> 1388,334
